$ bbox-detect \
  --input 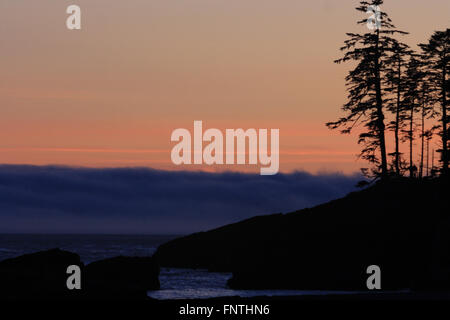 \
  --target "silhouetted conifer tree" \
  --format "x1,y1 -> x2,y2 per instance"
403,56 -> 423,177
384,40 -> 411,175
419,29 -> 449,176
418,77 -> 434,179
327,0 -> 407,179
